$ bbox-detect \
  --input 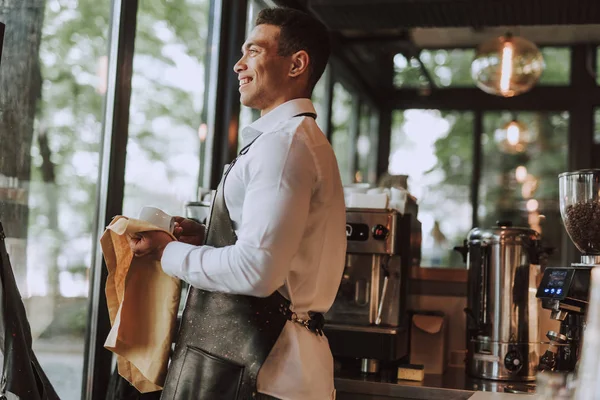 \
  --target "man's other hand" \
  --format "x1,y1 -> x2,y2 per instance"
127,231 -> 174,260
173,217 -> 206,246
